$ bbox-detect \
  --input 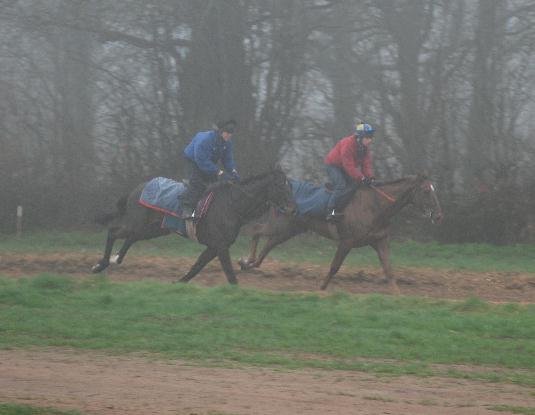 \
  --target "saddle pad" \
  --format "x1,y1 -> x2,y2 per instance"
138,177 -> 187,217
139,177 -> 213,240
290,179 -> 331,216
